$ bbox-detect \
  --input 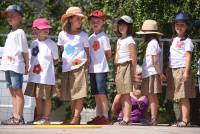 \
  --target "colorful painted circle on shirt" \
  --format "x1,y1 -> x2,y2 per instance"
71,58 -> 82,66
32,46 -> 39,56
33,64 -> 42,74
92,41 -> 100,51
